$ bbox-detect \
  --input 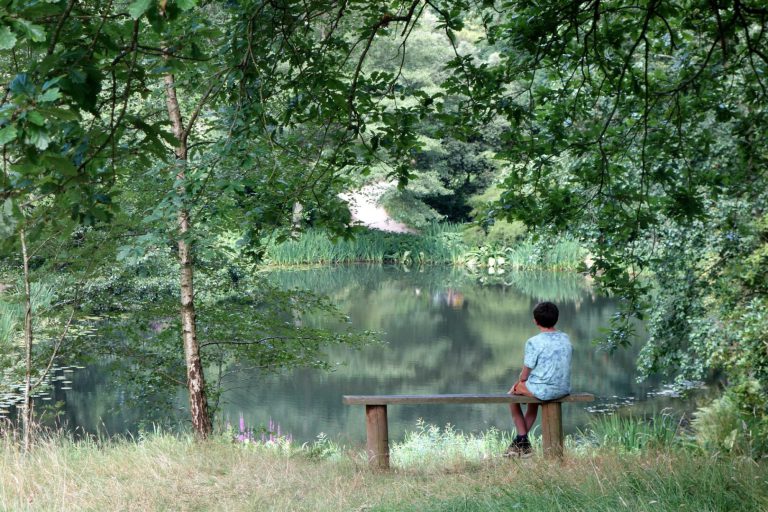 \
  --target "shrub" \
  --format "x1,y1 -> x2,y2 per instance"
485,219 -> 527,247
692,391 -> 768,457
379,189 -> 444,230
